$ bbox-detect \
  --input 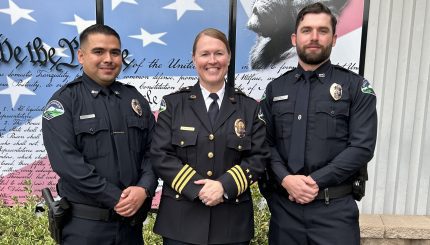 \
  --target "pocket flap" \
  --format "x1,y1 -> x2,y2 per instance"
74,118 -> 108,135
316,101 -> 349,117
226,135 -> 251,151
172,130 -> 198,147
126,116 -> 148,129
